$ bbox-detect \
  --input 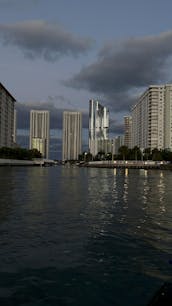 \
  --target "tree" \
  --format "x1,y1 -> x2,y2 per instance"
0,147 -> 42,160
161,149 -> 172,162
118,146 -> 129,160
105,152 -> 112,160
152,148 -> 163,161
94,151 -> 105,161
143,148 -> 151,160
130,146 -> 141,160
